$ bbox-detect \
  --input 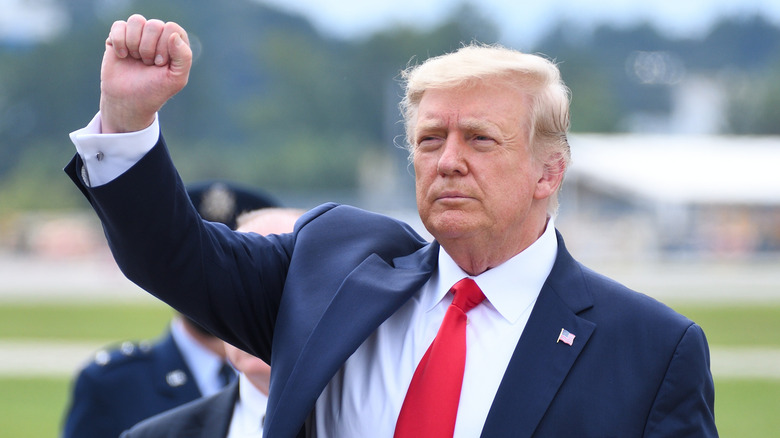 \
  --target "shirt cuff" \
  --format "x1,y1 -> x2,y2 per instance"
68,112 -> 160,187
